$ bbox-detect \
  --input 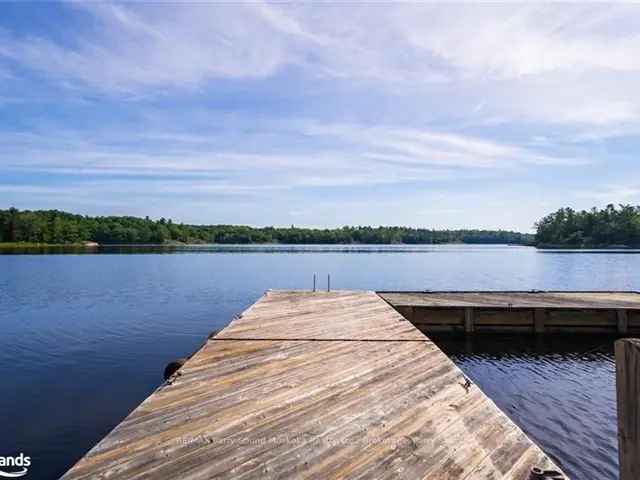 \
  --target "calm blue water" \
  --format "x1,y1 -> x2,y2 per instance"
0,245 -> 637,479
